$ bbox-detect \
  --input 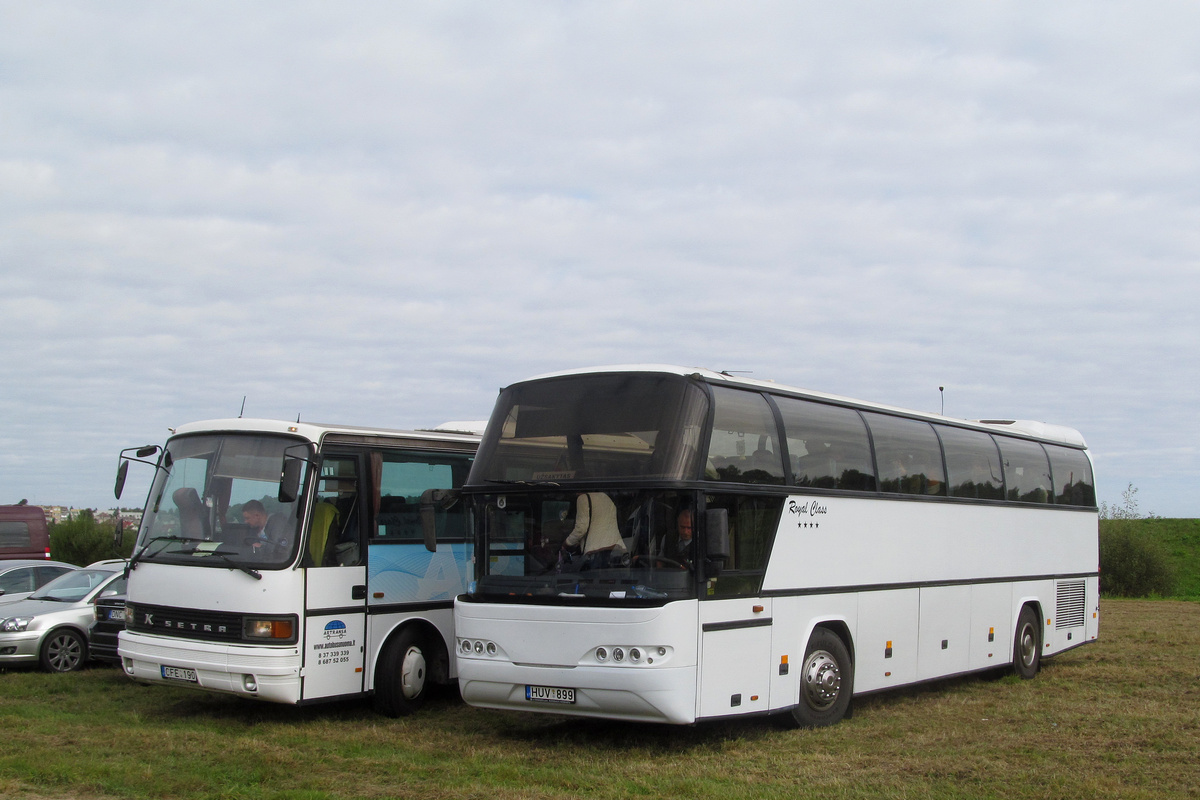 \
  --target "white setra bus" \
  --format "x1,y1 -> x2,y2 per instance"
453,365 -> 1099,726
115,417 -> 481,714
